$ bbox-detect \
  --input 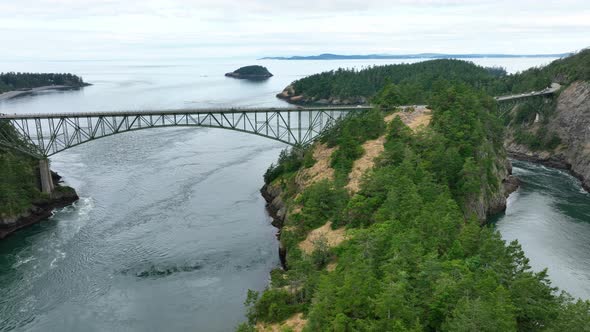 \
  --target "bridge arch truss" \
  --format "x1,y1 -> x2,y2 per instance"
0,107 -> 368,158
